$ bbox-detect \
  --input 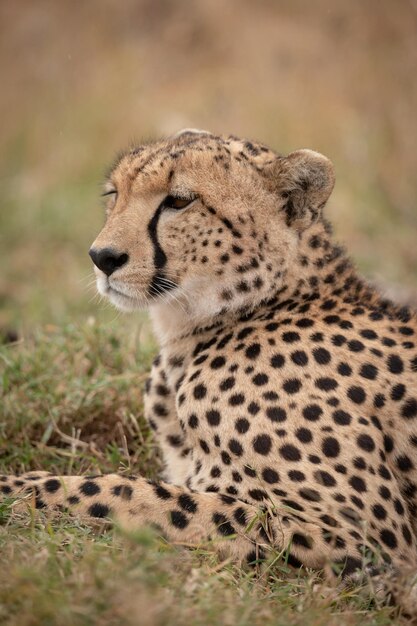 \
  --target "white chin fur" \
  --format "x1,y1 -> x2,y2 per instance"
95,273 -> 146,312
106,290 -> 142,312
